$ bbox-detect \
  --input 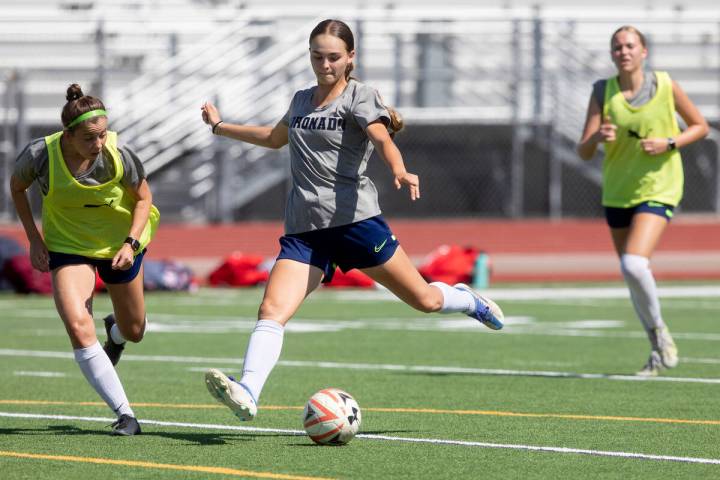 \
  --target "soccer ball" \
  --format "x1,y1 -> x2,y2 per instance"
302,388 -> 362,445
